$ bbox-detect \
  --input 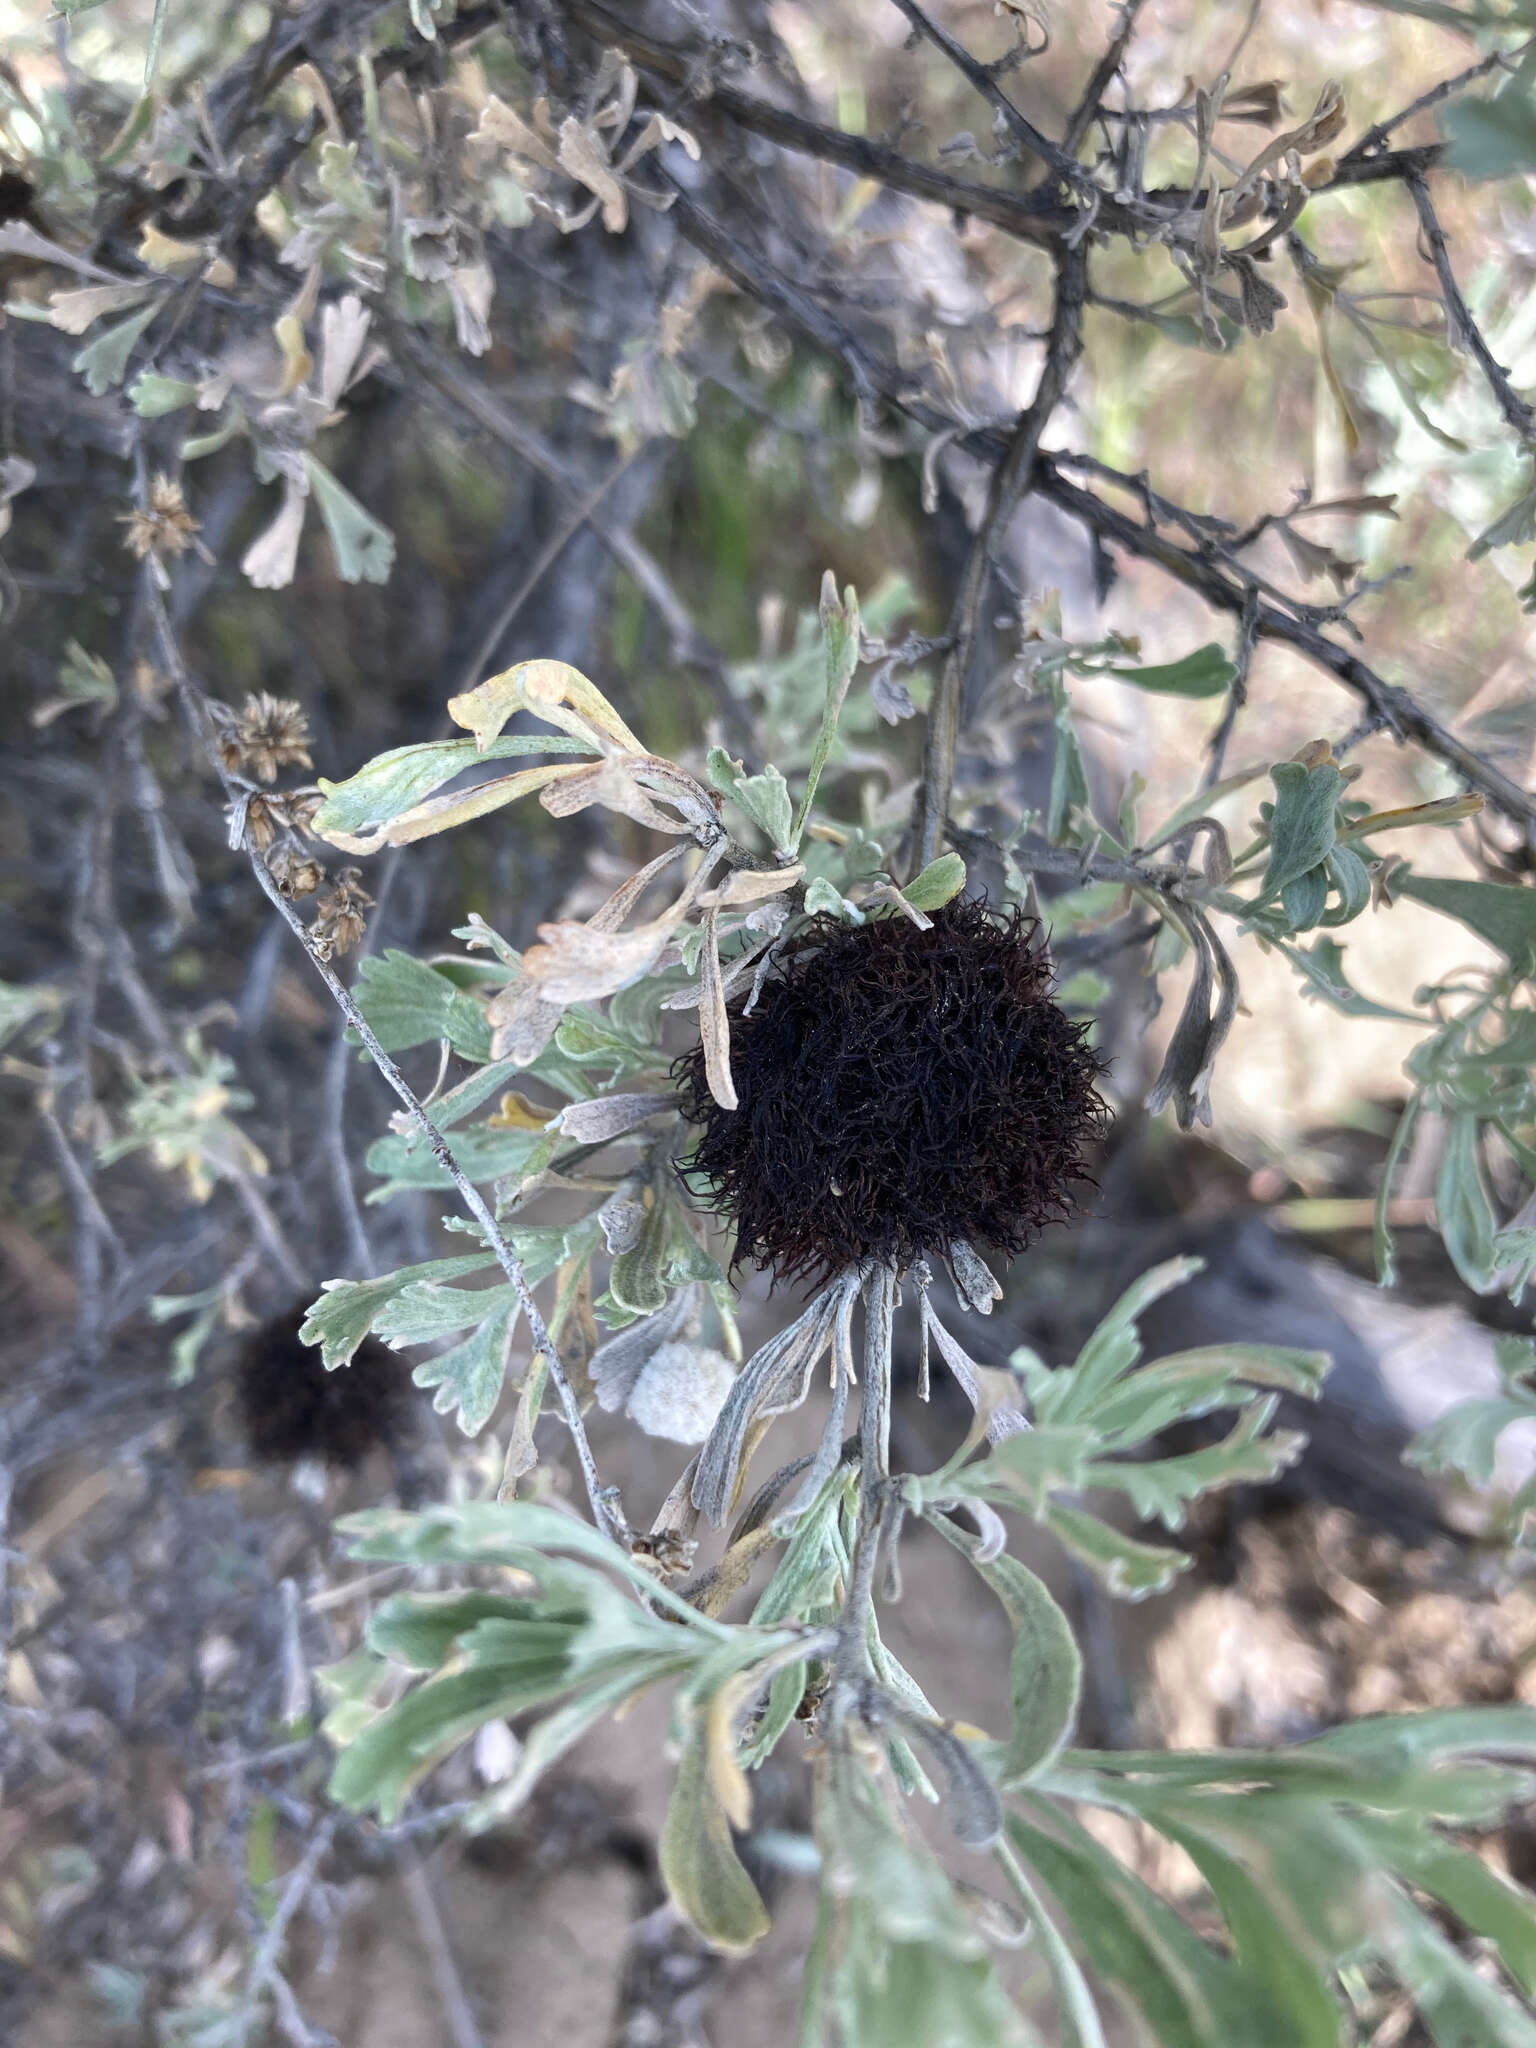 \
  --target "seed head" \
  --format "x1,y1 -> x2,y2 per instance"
119,473 -> 204,568
676,899 -> 1108,1288
310,867 -> 373,959
221,692 -> 314,784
